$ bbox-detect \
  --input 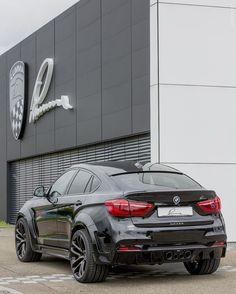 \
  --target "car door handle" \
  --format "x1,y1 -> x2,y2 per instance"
75,200 -> 82,206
